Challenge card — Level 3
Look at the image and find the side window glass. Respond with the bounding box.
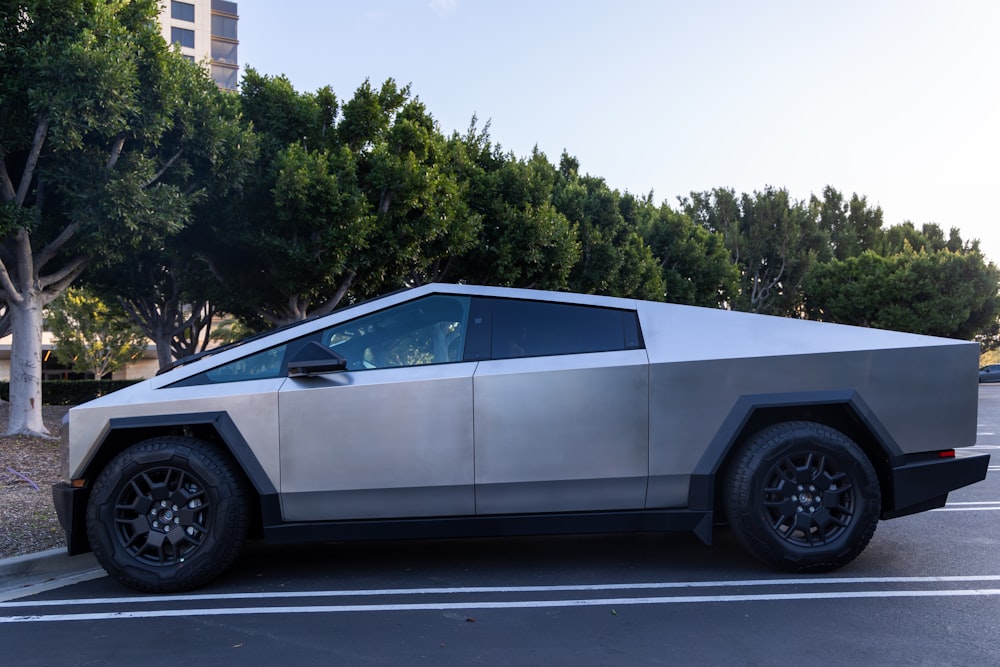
[204,345,287,382]
[491,299,640,359]
[320,295,471,371]
[170,344,288,387]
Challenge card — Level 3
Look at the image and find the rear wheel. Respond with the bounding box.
[724,421,880,572]
[86,436,251,592]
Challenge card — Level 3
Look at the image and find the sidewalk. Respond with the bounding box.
[0,548,105,601]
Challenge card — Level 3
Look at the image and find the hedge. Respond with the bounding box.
[0,380,143,406]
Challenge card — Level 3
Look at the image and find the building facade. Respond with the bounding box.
[158,0,239,91]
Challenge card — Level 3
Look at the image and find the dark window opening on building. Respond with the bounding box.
[212,64,239,91]
[211,14,237,40]
[172,1,195,22]
[171,27,195,49]
[211,39,237,65]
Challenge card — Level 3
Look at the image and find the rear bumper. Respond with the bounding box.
[883,452,990,519]
[52,482,92,556]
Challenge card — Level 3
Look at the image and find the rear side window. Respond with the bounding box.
[488,299,642,360]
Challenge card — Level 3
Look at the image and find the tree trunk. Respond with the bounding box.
[154,329,174,369]
[6,296,48,436]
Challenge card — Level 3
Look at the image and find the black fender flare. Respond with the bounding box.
[89,412,282,526]
[687,389,899,511]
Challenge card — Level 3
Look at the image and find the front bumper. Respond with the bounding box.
[883,451,990,519]
[52,482,92,555]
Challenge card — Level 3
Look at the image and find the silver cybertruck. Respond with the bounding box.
[54,283,989,592]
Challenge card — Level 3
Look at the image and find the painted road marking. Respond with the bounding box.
[5,575,1000,623]
[4,588,1000,623]
[932,503,1000,512]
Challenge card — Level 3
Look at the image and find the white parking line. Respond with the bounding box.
[5,575,1000,623]
[6,574,1000,609]
[941,501,1000,505]
[4,588,1000,623]
[933,504,1000,512]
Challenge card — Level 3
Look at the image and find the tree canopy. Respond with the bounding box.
[0,0,252,433]
[803,235,1000,345]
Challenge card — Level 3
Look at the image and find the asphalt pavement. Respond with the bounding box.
[0,548,104,602]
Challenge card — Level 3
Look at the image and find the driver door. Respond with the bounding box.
[277,295,477,522]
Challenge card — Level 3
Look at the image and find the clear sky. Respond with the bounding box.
[236,1,1000,262]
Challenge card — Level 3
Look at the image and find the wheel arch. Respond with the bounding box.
[79,412,281,529]
[688,390,900,519]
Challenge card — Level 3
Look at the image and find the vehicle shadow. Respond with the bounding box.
[217,527,767,592]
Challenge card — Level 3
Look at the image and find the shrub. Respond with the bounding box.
[0,380,143,406]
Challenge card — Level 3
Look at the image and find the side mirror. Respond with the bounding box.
[287,341,348,377]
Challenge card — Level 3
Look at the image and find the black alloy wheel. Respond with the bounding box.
[761,449,855,547]
[724,421,881,572]
[112,464,211,565]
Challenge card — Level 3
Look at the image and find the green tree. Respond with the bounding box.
[84,86,255,370]
[448,124,580,289]
[555,155,664,300]
[202,70,372,328]
[683,187,829,315]
[0,0,246,433]
[803,247,1000,341]
[48,287,146,378]
[811,186,884,261]
[341,79,479,295]
[637,202,738,308]
[879,221,969,255]
[206,75,477,327]
[87,237,221,370]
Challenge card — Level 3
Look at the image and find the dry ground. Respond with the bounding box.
[0,404,70,559]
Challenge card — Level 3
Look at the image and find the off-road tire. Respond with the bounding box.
[724,421,881,572]
[86,436,251,593]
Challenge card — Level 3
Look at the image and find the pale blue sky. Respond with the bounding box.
[237,1,1000,262]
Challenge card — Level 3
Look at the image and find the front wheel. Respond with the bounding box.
[86,436,251,593]
[724,421,881,572]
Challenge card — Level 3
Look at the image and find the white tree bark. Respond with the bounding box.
[0,227,87,435]
[6,296,47,436]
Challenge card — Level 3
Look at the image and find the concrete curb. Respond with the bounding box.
[0,548,103,596]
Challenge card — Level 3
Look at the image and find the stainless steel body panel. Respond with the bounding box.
[278,362,477,520]
[645,346,979,506]
[636,300,968,363]
[66,378,285,483]
[473,349,649,514]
